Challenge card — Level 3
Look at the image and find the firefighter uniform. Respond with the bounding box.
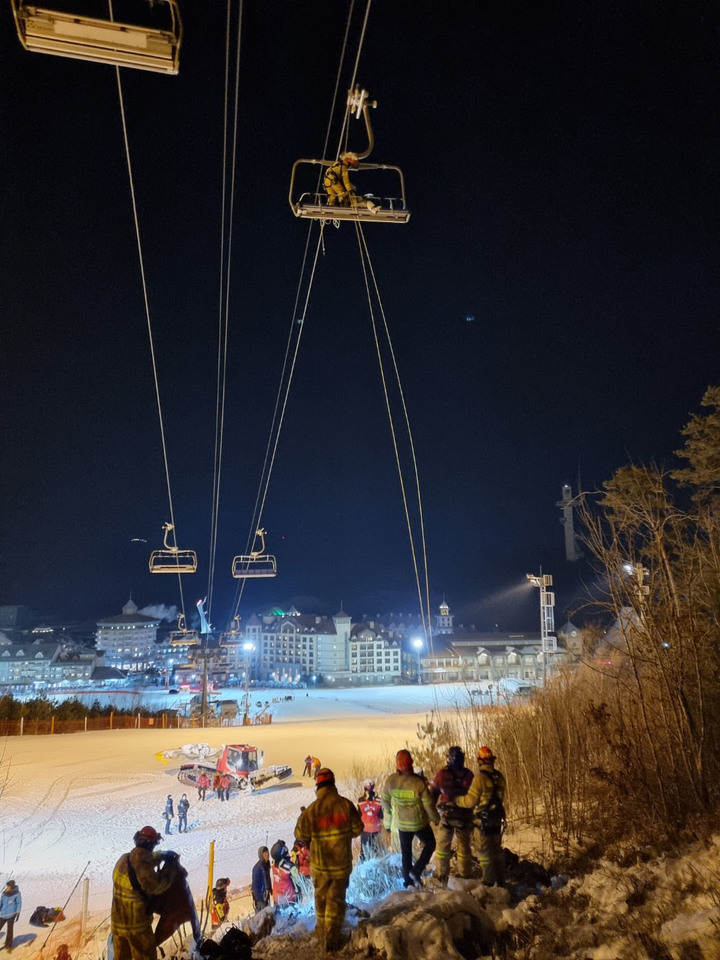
[382,754,440,887]
[323,157,355,206]
[431,754,475,879]
[456,759,507,886]
[111,837,178,960]
[295,771,363,952]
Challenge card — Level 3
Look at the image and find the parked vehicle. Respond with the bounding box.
[177,744,292,791]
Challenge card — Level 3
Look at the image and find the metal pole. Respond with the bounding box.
[80,876,89,941]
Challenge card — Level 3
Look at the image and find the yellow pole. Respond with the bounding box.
[207,840,215,911]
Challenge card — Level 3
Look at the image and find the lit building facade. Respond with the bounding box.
[95,598,160,672]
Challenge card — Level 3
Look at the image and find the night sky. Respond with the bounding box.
[1,1,718,632]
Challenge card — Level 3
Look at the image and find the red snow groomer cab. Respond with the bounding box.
[178,744,292,791]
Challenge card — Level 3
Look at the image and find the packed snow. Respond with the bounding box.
[1,683,718,959]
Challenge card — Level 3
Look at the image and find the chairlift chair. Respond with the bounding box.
[169,613,199,645]
[289,87,411,224]
[289,160,411,224]
[10,0,182,74]
[231,528,277,580]
[149,522,197,574]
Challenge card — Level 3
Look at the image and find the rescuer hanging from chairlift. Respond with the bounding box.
[323,151,381,214]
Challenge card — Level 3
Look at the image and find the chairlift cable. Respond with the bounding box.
[229,0,367,619]
[354,223,435,659]
[230,230,325,621]
[338,0,372,155]
[207,0,244,624]
[113,61,189,625]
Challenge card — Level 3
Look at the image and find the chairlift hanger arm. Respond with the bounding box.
[346,87,377,161]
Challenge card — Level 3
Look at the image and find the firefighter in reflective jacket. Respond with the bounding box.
[323,153,380,213]
[430,746,474,880]
[357,779,383,860]
[382,749,439,888]
[456,746,507,886]
[111,826,179,960]
[295,768,363,953]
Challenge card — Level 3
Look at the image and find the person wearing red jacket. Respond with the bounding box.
[357,779,384,860]
[196,772,210,802]
[270,841,299,905]
[430,746,474,880]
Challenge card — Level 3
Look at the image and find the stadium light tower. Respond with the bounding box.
[526,572,557,686]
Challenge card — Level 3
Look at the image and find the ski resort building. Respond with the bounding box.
[95,598,160,673]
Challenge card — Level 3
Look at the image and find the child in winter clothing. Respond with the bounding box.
[210,878,230,927]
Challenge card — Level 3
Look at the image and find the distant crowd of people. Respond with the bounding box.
[107,744,506,957]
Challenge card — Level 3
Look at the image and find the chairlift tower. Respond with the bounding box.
[557,484,582,563]
[526,572,557,686]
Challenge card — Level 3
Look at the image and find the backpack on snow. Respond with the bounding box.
[476,769,506,836]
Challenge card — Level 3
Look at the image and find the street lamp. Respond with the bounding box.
[526,572,556,686]
[412,637,423,684]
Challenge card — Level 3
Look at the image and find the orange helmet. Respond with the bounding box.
[477,746,495,763]
[315,767,335,787]
[396,749,413,772]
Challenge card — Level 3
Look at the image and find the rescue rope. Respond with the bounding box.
[207,0,245,624]
[354,223,435,659]
[230,0,371,620]
[113,61,188,627]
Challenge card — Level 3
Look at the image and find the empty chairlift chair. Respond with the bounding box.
[10,0,183,74]
[231,528,277,579]
[149,522,197,574]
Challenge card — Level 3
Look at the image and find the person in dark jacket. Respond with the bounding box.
[163,795,174,834]
[430,746,474,880]
[382,749,439,888]
[111,826,179,960]
[0,881,21,950]
[177,794,190,833]
[251,847,272,913]
[295,768,363,952]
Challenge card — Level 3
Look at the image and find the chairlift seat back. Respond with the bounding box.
[149,549,197,574]
[11,2,182,74]
[231,554,277,579]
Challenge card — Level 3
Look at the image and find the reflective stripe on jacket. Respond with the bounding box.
[111,847,176,937]
[295,785,364,879]
[358,798,383,833]
[382,771,439,832]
